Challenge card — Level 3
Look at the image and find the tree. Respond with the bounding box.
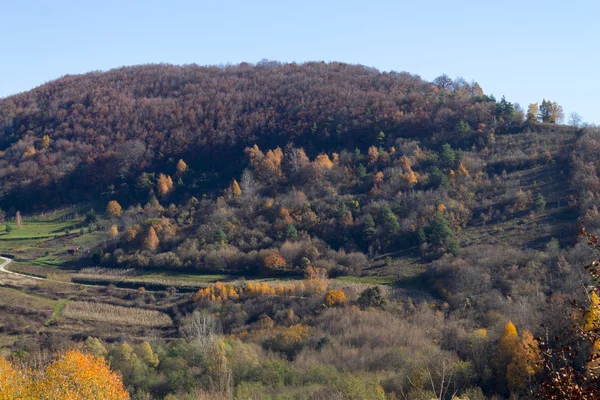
[208,339,231,394]
[527,103,539,123]
[324,289,346,307]
[136,342,159,368]
[262,252,286,274]
[534,193,547,213]
[1,350,129,399]
[496,321,519,392]
[106,201,122,218]
[314,154,333,169]
[231,180,242,197]
[39,350,129,399]
[367,146,379,165]
[584,291,600,331]
[107,224,118,240]
[433,74,453,90]
[357,286,386,309]
[143,227,159,251]
[506,330,541,396]
[176,159,187,176]
[379,206,400,249]
[441,144,455,168]
[569,112,583,128]
[157,173,174,197]
[539,99,564,124]
[0,357,29,399]
[125,225,141,242]
[428,212,459,255]
[455,120,472,139]
[496,96,516,123]
[15,211,22,228]
[41,135,51,150]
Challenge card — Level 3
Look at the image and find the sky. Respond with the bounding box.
[2,0,598,123]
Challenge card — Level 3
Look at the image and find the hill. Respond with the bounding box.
[0,61,498,209]
[0,61,598,398]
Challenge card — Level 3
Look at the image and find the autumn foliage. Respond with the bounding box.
[324,289,346,307]
[106,201,122,217]
[142,226,159,251]
[0,350,129,400]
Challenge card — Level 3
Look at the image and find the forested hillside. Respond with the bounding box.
[0,61,500,209]
[1,62,599,399]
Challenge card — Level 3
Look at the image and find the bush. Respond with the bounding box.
[357,287,386,309]
[324,289,346,307]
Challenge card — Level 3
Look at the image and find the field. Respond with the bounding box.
[62,301,173,327]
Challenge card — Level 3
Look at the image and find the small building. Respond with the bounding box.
[66,246,81,255]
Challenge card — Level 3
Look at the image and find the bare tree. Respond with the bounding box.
[569,112,583,128]
[179,309,220,348]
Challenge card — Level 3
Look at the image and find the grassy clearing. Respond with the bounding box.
[136,271,231,282]
[0,220,80,240]
[334,275,396,286]
[62,301,173,327]
[0,287,56,310]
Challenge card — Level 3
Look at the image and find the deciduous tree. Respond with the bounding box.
[231,180,242,197]
[143,227,159,251]
[324,289,346,307]
[157,173,174,197]
[106,201,122,217]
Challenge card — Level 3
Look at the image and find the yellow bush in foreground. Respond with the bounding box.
[0,350,129,400]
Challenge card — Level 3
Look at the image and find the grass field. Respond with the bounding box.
[333,275,396,285]
[0,287,56,311]
[0,220,81,240]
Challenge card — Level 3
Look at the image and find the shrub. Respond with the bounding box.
[324,289,346,307]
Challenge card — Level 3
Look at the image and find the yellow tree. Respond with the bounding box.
[324,289,346,307]
[457,163,469,177]
[584,291,600,331]
[587,339,600,378]
[208,339,231,394]
[261,147,284,180]
[136,342,159,368]
[367,146,379,165]
[37,350,129,400]
[401,170,418,186]
[314,154,333,169]
[143,227,159,251]
[506,330,542,395]
[176,159,187,176]
[125,225,141,242]
[107,225,118,240]
[106,201,122,218]
[527,103,539,123]
[41,135,51,150]
[231,180,242,197]
[0,358,30,399]
[497,321,519,376]
[157,173,174,197]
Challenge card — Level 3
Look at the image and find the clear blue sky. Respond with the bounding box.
[2,0,598,123]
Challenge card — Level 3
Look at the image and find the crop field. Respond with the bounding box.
[62,301,173,327]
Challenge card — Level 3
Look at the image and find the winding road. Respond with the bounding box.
[0,256,44,281]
